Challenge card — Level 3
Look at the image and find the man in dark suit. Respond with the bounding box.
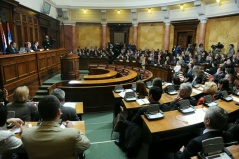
[42,35,50,50]
[175,106,234,159]
[6,42,19,54]
[31,41,39,52]
[51,88,79,121]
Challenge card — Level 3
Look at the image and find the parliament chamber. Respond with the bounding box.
[1,0,239,159]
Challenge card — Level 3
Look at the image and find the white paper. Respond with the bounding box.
[193,89,202,94]
[10,127,21,134]
[165,83,173,86]
[136,98,150,105]
[118,92,125,98]
[63,102,76,109]
[68,80,80,84]
[198,87,204,91]
[124,89,133,92]
[232,96,239,103]
[60,124,66,129]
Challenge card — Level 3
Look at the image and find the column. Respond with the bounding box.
[164,21,170,52]
[64,23,76,53]
[133,23,138,48]
[198,18,207,45]
[101,23,107,49]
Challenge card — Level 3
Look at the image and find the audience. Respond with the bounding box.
[51,88,80,121]
[6,86,38,121]
[135,81,148,99]
[21,95,90,159]
[214,78,231,100]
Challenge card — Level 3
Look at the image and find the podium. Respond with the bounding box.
[61,54,80,80]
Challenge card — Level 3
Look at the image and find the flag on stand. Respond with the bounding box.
[0,22,7,54]
[7,23,12,45]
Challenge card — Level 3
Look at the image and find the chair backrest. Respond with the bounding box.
[178,99,191,109]
[202,137,224,156]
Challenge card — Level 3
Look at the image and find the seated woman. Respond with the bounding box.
[173,61,181,75]
[135,80,148,99]
[0,104,27,159]
[6,86,38,121]
[197,82,218,105]
[24,42,33,53]
[214,78,231,100]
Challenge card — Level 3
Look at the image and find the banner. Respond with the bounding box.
[0,22,7,54]
[7,22,12,45]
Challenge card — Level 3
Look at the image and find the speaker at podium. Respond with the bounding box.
[61,54,80,80]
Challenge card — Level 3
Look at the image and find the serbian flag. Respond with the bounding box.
[7,23,12,45]
[0,22,7,54]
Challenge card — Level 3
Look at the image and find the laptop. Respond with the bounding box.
[178,99,195,114]
[165,85,177,95]
[114,85,124,93]
[146,81,153,89]
[19,47,26,54]
[131,83,136,91]
[204,95,218,107]
[221,91,233,102]
[124,92,137,102]
[200,137,231,159]
[144,104,164,120]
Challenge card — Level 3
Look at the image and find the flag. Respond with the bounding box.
[0,22,7,54]
[7,23,12,45]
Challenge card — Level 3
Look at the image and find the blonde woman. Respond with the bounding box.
[6,86,38,121]
[197,82,217,105]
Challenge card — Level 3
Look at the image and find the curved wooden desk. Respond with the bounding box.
[48,67,153,112]
[69,69,138,86]
[84,68,118,80]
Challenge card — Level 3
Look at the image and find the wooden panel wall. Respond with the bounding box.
[0,49,66,100]
[0,0,64,53]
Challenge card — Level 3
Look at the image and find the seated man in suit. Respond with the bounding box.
[51,88,80,121]
[31,41,39,52]
[21,95,90,159]
[6,42,19,54]
[131,86,163,125]
[168,83,197,111]
[175,106,234,159]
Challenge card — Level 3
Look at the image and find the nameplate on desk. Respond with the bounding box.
[63,102,77,109]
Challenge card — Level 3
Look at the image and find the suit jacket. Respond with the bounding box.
[6,102,38,121]
[6,47,19,54]
[21,121,90,159]
[60,105,80,121]
[31,45,38,52]
[175,130,234,159]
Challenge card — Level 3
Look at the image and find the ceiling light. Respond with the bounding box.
[216,0,220,3]
[148,8,151,13]
[83,9,86,14]
[180,4,184,10]
[117,10,120,14]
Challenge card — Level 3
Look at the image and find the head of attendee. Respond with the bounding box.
[0,88,8,106]
[21,95,90,159]
[172,76,181,90]
[51,88,65,103]
[24,42,33,52]
[169,83,196,110]
[217,78,229,91]
[152,78,163,90]
[184,73,193,83]
[135,81,148,99]
[6,86,38,121]
[148,86,162,103]
[197,82,217,105]
[51,88,79,121]
[177,106,232,159]
[224,74,235,89]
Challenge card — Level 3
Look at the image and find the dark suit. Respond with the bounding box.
[175,131,234,159]
[6,47,19,54]
[31,45,38,52]
[60,105,79,121]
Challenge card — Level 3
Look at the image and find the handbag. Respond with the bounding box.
[113,113,125,132]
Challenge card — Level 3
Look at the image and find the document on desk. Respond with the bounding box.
[136,98,150,106]
[119,89,134,98]
[198,87,204,91]
[192,89,202,94]
[63,102,77,109]
[10,124,32,134]
[232,96,239,103]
